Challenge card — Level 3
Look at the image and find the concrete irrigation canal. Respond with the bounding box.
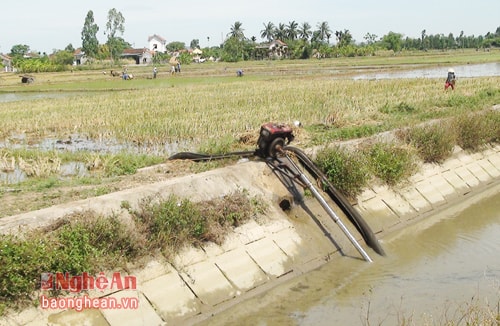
[1,135,500,325]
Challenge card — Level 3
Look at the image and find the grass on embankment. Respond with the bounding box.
[0,190,267,315]
[315,109,500,198]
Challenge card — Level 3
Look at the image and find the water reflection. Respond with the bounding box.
[0,133,189,156]
[353,62,500,80]
[0,92,81,103]
[202,190,500,325]
[0,133,190,184]
[1,63,499,103]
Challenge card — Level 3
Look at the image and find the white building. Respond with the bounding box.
[148,34,167,53]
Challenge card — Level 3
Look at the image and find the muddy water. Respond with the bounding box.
[202,189,500,325]
[0,92,82,103]
[353,62,500,80]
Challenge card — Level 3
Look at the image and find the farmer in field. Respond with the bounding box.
[445,68,456,90]
[153,66,157,79]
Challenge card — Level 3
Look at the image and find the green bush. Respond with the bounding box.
[0,211,143,310]
[1,191,261,313]
[453,112,492,151]
[485,109,500,142]
[52,222,97,274]
[131,191,258,252]
[398,121,456,163]
[315,146,370,198]
[365,142,418,185]
[133,195,207,252]
[0,235,53,304]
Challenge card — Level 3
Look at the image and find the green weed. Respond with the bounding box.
[1,190,261,312]
[398,121,457,163]
[315,146,370,198]
[365,142,418,185]
[454,113,490,151]
[130,190,258,255]
[454,109,500,150]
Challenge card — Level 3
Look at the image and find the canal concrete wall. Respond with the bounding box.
[1,144,500,326]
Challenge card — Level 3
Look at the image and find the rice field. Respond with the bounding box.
[1,51,499,155]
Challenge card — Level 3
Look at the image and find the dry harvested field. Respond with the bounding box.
[1,50,499,217]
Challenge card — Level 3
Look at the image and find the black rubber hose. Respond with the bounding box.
[168,150,256,161]
[168,146,385,256]
[283,146,386,256]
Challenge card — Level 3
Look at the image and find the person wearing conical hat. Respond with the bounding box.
[445,68,456,90]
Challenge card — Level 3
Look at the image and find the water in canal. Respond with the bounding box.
[203,188,500,325]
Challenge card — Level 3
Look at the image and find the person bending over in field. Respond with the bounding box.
[445,68,456,90]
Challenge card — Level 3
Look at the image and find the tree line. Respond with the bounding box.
[218,21,500,61]
[4,9,500,72]
[6,8,128,73]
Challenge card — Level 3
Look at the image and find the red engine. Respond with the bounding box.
[256,122,295,158]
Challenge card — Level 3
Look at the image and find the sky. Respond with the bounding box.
[1,0,499,54]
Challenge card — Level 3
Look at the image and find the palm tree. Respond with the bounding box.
[298,22,312,41]
[261,22,275,42]
[421,29,426,50]
[275,23,287,41]
[228,21,245,40]
[286,21,298,40]
[335,29,353,47]
[316,21,332,43]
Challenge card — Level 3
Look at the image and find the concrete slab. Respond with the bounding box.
[245,238,293,277]
[281,203,340,264]
[271,227,302,258]
[466,162,492,184]
[408,171,426,183]
[415,180,446,208]
[357,188,377,202]
[1,307,45,326]
[46,308,108,326]
[454,166,480,188]
[440,157,464,171]
[201,242,225,258]
[100,291,163,326]
[220,232,244,252]
[357,196,400,231]
[480,146,497,157]
[399,187,432,214]
[179,260,237,306]
[477,159,500,178]
[214,248,268,291]
[133,259,172,284]
[469,151,485,161]
[141,272,200,322]
[379,190,417,218]
[420,163,442,178]
[455,151,475,164]
[428,174,457,200]
[173,245,207,268]
[233,219,266,244]
[441,170,470,195]
[487,153,500,170]
[261,215,294,234]
[370,183,390,195]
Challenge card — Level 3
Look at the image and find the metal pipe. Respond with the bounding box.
[283,151,373,263]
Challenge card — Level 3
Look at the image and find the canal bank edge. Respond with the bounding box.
[1,143,499,326]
